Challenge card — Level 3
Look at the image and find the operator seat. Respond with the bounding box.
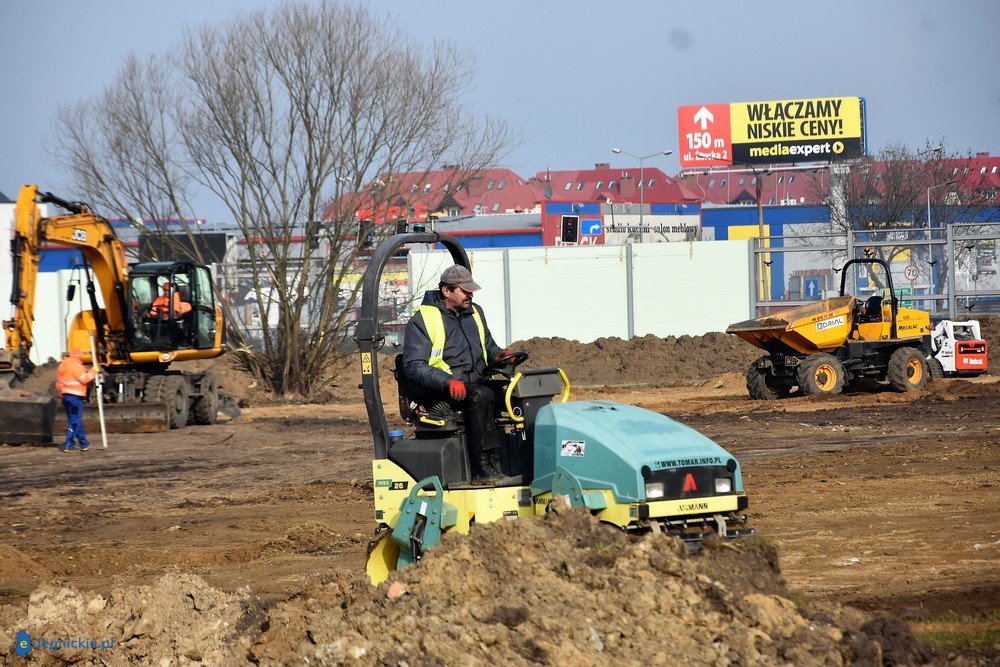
[390,354,472,486]
[865,295,884,321]
[176,283,193,342]
[392,354,464,431]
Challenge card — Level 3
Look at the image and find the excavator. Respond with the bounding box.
[1,184,229,444]
[357,231,753,585]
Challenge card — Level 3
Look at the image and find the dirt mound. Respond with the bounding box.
[0,573,254,665]
[2,507,964,666]
[516,314,1000,388]
[0,545,51,580]
[976,314,1000,371]
[17,315,997,405]
[513,332,762,387]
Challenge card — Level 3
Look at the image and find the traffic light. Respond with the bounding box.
[561,215,580,243]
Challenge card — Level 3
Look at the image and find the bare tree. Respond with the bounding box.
[49,0,516,397]
[800,141,999,293]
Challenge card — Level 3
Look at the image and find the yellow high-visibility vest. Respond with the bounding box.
[416,305,487,373]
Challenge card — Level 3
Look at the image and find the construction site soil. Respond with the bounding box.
[2,317,999,665]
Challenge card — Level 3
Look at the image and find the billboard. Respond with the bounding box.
[678,97,867,167]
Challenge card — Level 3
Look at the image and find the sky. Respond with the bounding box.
[1,0,998,223]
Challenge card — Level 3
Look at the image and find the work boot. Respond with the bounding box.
[475,451,503,483]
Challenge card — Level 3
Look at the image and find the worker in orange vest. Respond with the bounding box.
[149,282,192,319]
[56,348,100,452]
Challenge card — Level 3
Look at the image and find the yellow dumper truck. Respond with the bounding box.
[727,258,968,399]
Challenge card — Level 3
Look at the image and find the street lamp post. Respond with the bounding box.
[926,180,957,228]
[611,147,673,228]
[925,179,957,315]
[696,152,766,237]
[697,153,771,300]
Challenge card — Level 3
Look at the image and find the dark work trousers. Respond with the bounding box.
[62,394,89,449]
[417,381,501,469]
[455,382,501,466]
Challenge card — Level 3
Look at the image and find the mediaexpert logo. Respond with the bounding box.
[13,630,116,656]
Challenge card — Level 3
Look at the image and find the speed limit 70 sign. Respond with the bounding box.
[903,264,920,282]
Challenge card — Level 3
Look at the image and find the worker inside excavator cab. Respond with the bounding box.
[142,279,193,346]
[149,281,193,320]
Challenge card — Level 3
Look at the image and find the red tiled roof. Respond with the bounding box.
[329,153,999,221]
[676,167,826,206]
[324,167,543,222]
[529,166,687,204]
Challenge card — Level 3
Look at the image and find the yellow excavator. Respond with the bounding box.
[1,184,230,444]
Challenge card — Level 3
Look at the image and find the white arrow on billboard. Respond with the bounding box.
[694,106,714,130]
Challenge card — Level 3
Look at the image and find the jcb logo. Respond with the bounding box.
[71,228,87,242]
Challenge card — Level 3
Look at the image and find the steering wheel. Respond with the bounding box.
[485,350,529,376]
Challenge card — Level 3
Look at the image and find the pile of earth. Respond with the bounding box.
[511,331,761,388]
[513,314,999,389]
[0,507,978,666]
[21,316,995,406]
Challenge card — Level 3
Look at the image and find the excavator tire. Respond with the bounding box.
[192,372,219,425]
[147,374,190,429]
[745,359,792,400]
[796,353,845,396]
[887,347,929,392]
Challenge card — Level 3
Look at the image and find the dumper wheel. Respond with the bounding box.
[148,375,189,429]
[887,347,928,391]
[746,361,792,400]
[192,373,219,425]
[796,353,845,396]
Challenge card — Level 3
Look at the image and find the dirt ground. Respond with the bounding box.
[1,318,998,664]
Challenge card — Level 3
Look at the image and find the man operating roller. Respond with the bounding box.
[402,264,513,482]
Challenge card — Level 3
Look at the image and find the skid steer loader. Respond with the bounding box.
[927,319,989,378]
[356,232,753,585]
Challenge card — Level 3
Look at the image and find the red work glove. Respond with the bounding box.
[493,349,512,363]
[447,378,466,400]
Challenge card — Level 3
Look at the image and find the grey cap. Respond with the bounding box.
[440,264,481,291]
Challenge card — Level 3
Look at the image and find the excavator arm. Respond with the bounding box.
[3,184,131,379]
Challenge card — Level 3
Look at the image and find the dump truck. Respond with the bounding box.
[356,232,753,585]
[727,258,987,399]
[1,184,230,443]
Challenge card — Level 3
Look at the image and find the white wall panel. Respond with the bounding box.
[632,241,749,337]
[408,242,751,346]
[505,246,629,344]
[0,270,85,365]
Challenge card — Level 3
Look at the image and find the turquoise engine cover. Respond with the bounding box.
[531,401,744,502]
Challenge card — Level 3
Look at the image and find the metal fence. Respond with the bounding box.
[751,222,1000,319]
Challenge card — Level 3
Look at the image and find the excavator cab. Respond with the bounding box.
[127,262,221,353]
